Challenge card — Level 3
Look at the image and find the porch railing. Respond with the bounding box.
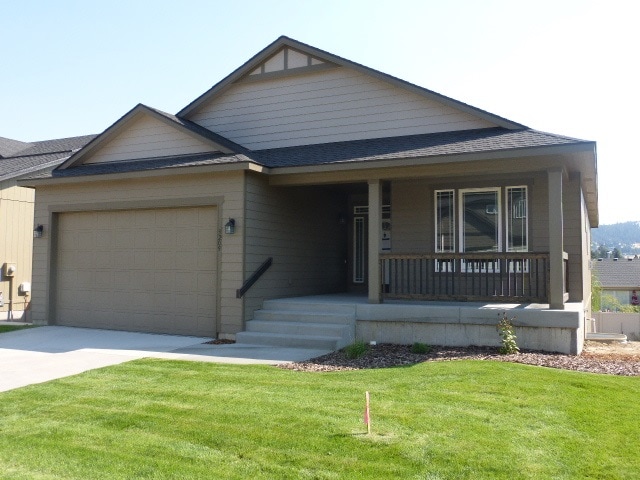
[380,252,551,303]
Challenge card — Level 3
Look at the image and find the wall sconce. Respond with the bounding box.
[224,218,236,235]
[33,224,44,238]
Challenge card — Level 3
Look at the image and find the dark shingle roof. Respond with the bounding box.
[28,126,591,180]
[49,152,252,178]
[251,127,591,168]
[11,135,97,157]
[0,137,31,157]
[0,134,97,181]
[592,258,640,288]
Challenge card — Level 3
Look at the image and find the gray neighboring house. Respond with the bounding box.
[0,135,95,318]
[592,258,640,308]
[21,36,598,354]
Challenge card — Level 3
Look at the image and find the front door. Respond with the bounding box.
[348,205,390,293]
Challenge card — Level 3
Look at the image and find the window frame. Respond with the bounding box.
[433,185,529,254]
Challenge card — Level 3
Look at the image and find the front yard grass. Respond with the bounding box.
[0,325,35,334]
[0,359,638,479]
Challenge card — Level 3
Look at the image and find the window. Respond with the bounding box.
[434,186,528,254]
[460,188,501,253]
[435,190,455,252]
[506,186,528,252]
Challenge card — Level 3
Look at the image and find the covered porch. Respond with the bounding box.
[240,293,584,355]
[363,169,570,310]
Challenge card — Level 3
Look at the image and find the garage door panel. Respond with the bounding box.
[56,206,217,336]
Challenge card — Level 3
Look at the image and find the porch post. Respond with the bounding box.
[368,179,382,303]
[548,168,565,310]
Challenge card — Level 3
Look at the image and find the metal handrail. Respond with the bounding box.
[236,257,273,298]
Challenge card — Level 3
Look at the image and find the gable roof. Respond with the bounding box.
[57,104,247,170]
[593,258,640,289]
[177,36,526,131]
[0,134,96,182]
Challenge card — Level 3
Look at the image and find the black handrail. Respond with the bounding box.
[236,257,273,298]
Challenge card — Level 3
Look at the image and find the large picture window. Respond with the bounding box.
[434,186,528,254]
[460,188,501,253]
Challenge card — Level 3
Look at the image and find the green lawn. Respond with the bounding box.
[0,359,638,479]
[0,325,34,334]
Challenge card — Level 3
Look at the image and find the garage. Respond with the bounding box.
[54,206,218,336]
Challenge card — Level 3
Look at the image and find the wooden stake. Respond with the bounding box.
[364,391,371,434]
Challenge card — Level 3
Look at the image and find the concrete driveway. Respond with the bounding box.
[0,326,330,393]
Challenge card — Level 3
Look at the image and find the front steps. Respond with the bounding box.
[236,298,356,350]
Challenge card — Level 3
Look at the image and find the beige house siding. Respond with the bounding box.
[188,67,496,150]
[30,171,245,337]
[242,172,347,322]
[391,179,430,253]
[84,115,215,165]
[0,180,35,314]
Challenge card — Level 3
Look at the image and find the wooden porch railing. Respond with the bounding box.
[379,252,551,303]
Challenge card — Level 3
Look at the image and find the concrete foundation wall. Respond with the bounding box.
[355,302,584,354]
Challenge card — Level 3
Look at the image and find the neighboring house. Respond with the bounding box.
[0,134,95,319]
[21,36,598,354]
[592,258,640,308]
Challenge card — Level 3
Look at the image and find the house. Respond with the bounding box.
[592,257,640,309]
[20,36,598,354]
[1,134,95,319]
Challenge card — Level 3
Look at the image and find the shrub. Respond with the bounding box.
[344,341,368,359]
[411,342,432,354]
[497,312,519,355]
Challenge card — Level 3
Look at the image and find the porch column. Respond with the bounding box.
[368,179,382,303]
[548,168,565,310]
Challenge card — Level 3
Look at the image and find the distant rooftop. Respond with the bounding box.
[592,257,640,288]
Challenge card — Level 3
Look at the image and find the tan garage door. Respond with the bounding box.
[55,207,217,336]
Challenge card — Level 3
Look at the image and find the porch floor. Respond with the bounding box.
[273,293,563,311]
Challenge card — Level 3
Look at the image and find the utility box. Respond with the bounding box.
[19,282,31,295]
[3,263,16,277]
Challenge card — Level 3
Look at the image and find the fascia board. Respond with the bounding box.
[19,161,268,187]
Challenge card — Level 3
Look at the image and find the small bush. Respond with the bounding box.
[411,342,432,354]
[344,341,368,359]
[497,312,519,355]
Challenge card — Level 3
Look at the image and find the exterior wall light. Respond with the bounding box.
[224,218,236,235]
[33,224,44,238]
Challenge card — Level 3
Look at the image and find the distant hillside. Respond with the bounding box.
[591,221,640,254]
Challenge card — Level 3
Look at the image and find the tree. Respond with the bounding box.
[592,244,610,259]
[591,271,602,312]
[612,247,623,259]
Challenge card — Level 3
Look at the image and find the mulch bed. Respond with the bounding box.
[279,343,640,376]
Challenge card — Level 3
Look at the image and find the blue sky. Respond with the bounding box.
[1,0,636,224]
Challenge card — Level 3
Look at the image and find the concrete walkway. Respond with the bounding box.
[0,326,331,393]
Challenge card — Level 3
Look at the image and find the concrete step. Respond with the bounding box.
[263,299,356,315]
[252,309,354,325]
[245,320,351,338]
[235,331,341,350]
